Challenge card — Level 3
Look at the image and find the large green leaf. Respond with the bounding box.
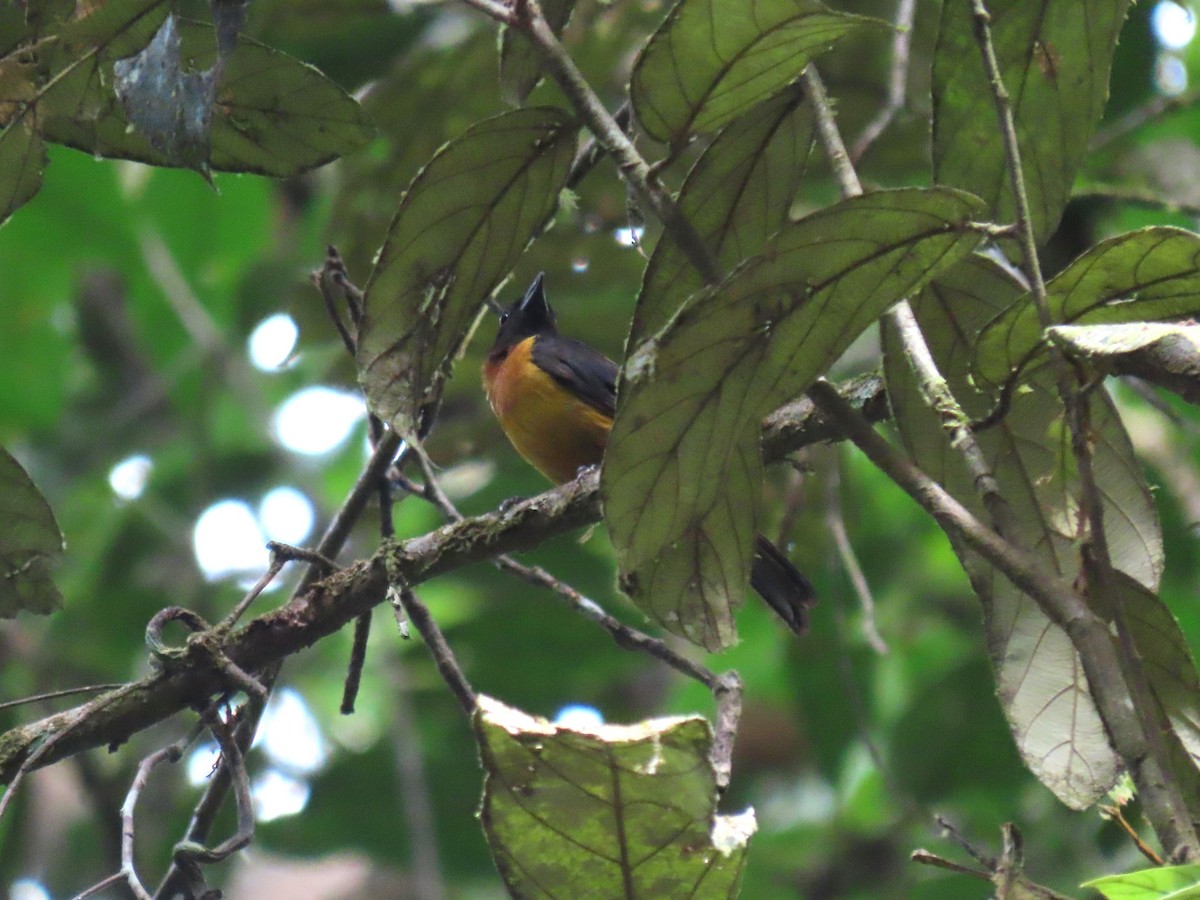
[976,228,1200,384]
[604,188,985,650]
[357,107,576,437]
[932,0,1130,240]
[476,696,751,898]
[629,0,871,147]
[882,253,1163,808]
[0,447,64,617]
[631,83,815,346]
[0,0,374,224]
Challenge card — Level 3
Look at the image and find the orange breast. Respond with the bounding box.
[483,337,613,484]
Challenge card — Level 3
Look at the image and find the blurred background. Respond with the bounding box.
[3,0,1200,896]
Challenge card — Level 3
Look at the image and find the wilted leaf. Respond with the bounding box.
[604,188,985,650]
[977,228,1200,384]
[499,0,574,106]
[630,0,872,147]
[357,107,576,437]
[883,253,1163,807]
[42,15,375,177]
[0,447,64,617]
[476,695,752,898]
[1083,863,1200,899]
[932,0,1130,240]
[632,83,815,344]
[1049,322,1200,405]
[113,14,218,174]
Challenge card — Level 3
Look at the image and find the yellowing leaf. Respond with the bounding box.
[476,695,751,898]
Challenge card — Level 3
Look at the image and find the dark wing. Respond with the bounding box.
[532,335,618,419]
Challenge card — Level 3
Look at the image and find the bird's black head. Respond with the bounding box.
[490,272,557,358]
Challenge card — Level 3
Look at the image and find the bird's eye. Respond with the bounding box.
[499,313,509,324]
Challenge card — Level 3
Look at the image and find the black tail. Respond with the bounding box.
[750,534,815,635]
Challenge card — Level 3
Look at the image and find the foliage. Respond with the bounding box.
[3,0,1200,897]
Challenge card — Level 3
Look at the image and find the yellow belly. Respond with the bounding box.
[485,339,612,484]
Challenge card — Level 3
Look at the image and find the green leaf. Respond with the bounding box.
[0,447,64,617]
[604,188,985,650]
[932,0,1131,240]
[0,120,46,226]
[499,0,574,106]
[1083,863,1200,899]
[475,695,751,898]
[976,228,1200,384]
[883,253,1162,808]
[1119,572,1200,799]
[631,83,815,345]
[357,107,576,437]
[629,0,872,146]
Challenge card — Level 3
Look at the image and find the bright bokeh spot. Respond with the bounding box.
[614,225,645,247]
[259,486,315,545]
[252,769,311,822]
[1153,0,1197,49]
[553,704,605,729]
[186,742,221,786]
[272,387,365,455]
[1156,53,1189,95]
[193,499,269,580]
[9,879,51,900]
[248,313,300,371]
[108,453,152,500]
[256,688,328,775]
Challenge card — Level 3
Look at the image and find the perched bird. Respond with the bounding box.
[482,273,814,635]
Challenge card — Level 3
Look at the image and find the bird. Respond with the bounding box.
[481,272,814,636]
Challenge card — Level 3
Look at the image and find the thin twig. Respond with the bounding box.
[513,0,721,286]
[850,0,917,163]
[1091,82,1200,149]
[825,455,888,654]
[0,683,123,713]
[393,586,477,716]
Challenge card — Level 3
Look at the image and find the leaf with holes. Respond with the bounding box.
[631,83,815,345]
[976,228,1200,385]
[883,253,1162,807]
[357,107,576,437]
[630,0,874,147]
[0,448,64,617]
[604,188,985,650]
[933,0,1130,240]
[476,695,752,898]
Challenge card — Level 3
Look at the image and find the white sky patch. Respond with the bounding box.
[256,688,328,776]
[252,769,310,822]
[711,807,757,856]
[108,453,152,500]
[1154,0,1197,49]
[9,879,51,900]
[1156,54,1189,95]
[273,387,365,456]
[193,499,269,580]
[553,704,605,730]
[248,313,299,371]
[258,486,315,545]
[186,742,221,786]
